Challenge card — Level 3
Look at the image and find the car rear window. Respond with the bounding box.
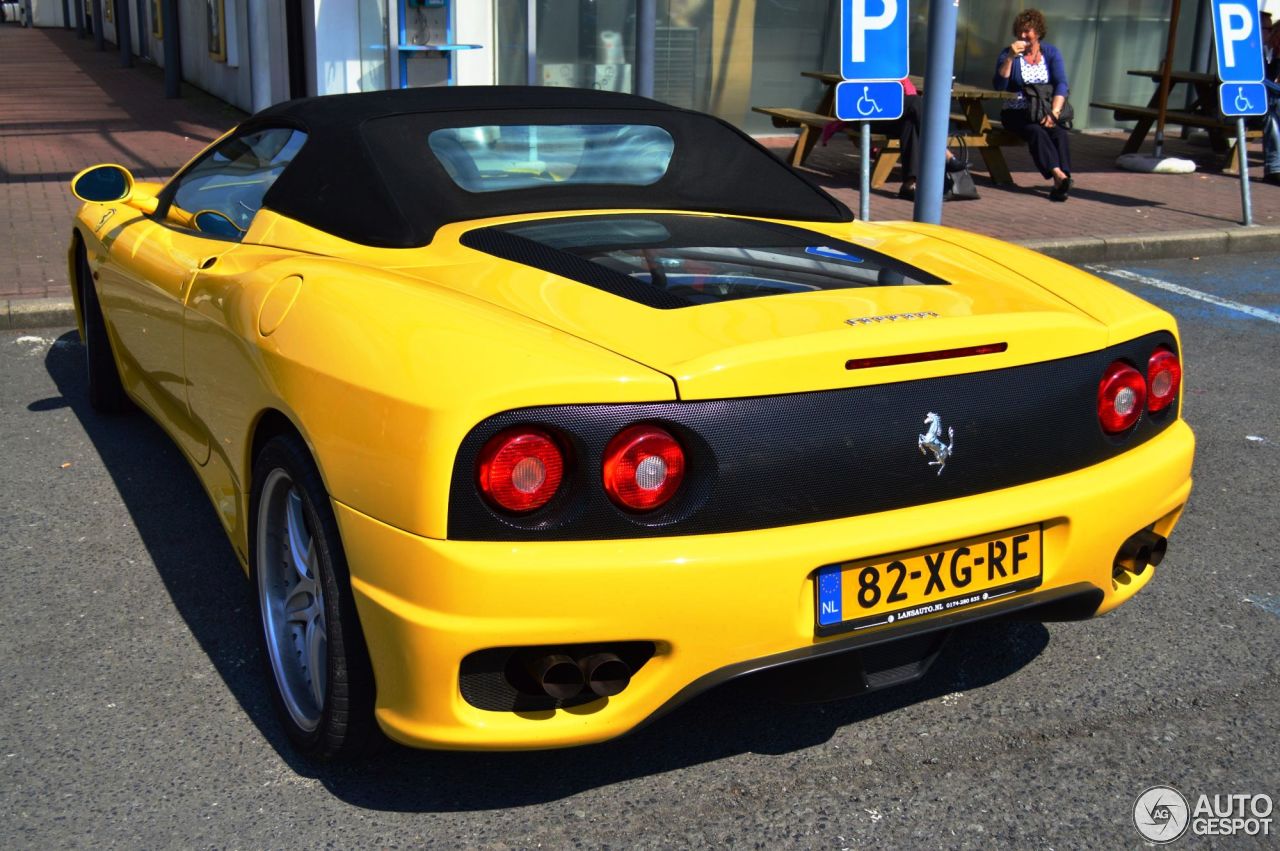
[427,124,675,193]
[461,214,947,309]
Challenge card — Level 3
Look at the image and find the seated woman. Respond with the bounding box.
[993,8,1073,201]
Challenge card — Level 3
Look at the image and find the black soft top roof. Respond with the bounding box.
[246,86,852,248]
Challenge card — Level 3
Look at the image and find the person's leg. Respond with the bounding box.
[900,95,923,182]
[1048,126,1071,176]
[1010,117,1057,179]
[1046,125,1073,200]
[1264,92,1280,179]
[894,95,923,197]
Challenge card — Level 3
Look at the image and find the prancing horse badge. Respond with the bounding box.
[917,412,955,475]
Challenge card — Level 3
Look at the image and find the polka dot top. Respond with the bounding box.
[1008,56,1050,110]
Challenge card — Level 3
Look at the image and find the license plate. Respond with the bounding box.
[815,524,1043,635]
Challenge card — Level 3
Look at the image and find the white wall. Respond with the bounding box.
[308,0,363,96]
[247,1,289,111]
[178,0,253,111]
[31,0,70,27]
[454,0,493,86]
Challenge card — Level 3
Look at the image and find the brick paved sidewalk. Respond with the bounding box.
[1,21,1275,303]
[0,24,243,300]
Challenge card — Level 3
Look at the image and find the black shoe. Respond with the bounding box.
[1264,173,1280,186]
[897,184,916,201]
[1050,176,1072,202]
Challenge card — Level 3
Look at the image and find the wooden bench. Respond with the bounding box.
[1090,101,1263,174]
[753,106,1019,187]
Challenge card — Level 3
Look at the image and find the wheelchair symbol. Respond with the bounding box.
[1235,86,1255,113]
[856,86,884,117]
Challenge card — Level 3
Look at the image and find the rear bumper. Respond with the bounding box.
[338,420,1194,750]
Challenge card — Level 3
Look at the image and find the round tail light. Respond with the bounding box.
[602,424,686,512]
[1097,361,1147,434]
[1146,347,1181,412]
[477,427,565,513]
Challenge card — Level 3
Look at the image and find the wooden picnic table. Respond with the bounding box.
[1090,68,1259,173]
[752,72,1019,188]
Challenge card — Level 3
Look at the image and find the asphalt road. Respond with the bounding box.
[2,253,1278,849]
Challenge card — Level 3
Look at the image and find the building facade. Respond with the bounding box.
[28,0,1213,133]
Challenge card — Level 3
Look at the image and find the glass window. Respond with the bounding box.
[496,0,637,89]
[428,124,675,192]
[496,215,944,306]
[170,127,308,238]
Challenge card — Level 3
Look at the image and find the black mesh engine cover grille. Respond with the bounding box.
[447,332,1179,541]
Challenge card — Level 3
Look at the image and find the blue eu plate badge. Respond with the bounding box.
[817,566,843,626]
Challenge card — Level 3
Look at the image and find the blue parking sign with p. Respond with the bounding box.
[841,0,909,81]
[1211,0,1265,83]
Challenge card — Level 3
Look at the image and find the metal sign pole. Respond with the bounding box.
[860,122,872,220]
[914,0,959,224]
[1237,117,1254,225]
[839,0,909,219]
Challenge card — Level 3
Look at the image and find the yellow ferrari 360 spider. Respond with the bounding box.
[67,87,1194,758]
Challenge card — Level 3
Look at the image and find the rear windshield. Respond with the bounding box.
[427,124,675,193]
[464,214,947,309]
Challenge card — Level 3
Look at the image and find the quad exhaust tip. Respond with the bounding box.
[1114,529,1168,578]
[524,651,633,700]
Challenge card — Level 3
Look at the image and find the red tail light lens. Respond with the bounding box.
[602,424,686,512]
[477,427,565,513]
[1146,347,1181,412]
[1097,361,1147,434]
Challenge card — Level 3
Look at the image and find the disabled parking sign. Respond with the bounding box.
[1219,81,1267,117]
[841,0,909,82]
[835,80,905,121]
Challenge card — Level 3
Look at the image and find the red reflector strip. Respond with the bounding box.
[845,343,1008,370]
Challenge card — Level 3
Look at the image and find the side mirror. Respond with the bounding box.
[193,209,245,239]
[71,164,135,203]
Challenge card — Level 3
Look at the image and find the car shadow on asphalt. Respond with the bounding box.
[43,330,1051,814]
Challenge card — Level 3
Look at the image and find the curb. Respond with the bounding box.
[3,298,76,331]
[1017,224,1280,263]
[4,226,1276,330]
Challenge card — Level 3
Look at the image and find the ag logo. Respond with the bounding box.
[1134,785,1190,843]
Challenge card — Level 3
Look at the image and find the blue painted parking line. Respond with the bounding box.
[1086,265,1280,325]
[1246,594,1280,618]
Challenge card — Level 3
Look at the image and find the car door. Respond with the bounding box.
[98,126,308,464]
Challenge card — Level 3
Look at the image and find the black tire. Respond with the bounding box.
[78,246,132,414]
[250,433,380,760]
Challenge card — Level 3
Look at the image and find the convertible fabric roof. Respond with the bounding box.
[246,86,852,248]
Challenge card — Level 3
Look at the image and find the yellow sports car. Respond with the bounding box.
[68,87,1194,759]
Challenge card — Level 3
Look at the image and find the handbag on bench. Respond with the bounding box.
[943,135,980,201]
[1024,83,1074,128]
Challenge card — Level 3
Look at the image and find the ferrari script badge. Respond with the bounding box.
[917,412,955,475]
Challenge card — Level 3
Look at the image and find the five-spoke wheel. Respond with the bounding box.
[251,433,378,759]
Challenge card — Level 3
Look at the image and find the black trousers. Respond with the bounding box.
[884,95,924,181]
[1001,109,1071,179]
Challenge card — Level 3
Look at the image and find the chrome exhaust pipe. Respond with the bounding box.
[526,654,585,700]
[1135,530,1168,567]
[579,652,631,697]
[1114,529,1169,577]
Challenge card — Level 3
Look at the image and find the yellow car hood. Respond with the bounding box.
[408,217,1111,400]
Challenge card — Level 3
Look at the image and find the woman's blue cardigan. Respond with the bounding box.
[993,43,1070,98]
